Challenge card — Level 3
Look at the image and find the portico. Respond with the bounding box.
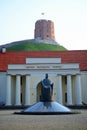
[6,58,82,106]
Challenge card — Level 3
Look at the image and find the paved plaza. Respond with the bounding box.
[0,109,87,130]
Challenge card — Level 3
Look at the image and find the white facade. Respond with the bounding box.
[0,58,87,106]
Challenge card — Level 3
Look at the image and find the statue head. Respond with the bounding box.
[45,74,48,79]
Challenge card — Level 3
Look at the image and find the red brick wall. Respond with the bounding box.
[0,50,87,71]
[34,20,55,40]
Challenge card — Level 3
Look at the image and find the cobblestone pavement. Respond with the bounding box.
[0,109,87,130]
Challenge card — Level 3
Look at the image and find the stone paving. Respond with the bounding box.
[0,109,87,130]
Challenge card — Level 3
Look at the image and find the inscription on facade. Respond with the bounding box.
[8,63,79,71]
[26,65,61,70]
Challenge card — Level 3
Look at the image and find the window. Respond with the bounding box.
[65,92,67,103]
[65,76,67,84]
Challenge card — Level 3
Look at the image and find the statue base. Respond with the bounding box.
[14,101,78,115]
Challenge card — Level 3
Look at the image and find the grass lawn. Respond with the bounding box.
[6,42,67,51]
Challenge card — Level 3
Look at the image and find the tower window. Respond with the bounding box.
[46,24,49,33]
[39,30,42,37]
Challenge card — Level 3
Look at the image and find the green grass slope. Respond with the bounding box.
[6,42,67,51]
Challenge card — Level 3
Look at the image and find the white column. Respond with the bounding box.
[67,75,72,105]
[15,75,21,105]
[57,75,63,104]
[75,74,82,104]
[6,75,11,105]
[25,75,30,105]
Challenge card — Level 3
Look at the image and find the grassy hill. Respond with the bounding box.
[6,42,67,51]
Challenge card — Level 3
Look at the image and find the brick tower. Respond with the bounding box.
[34,19,55,41]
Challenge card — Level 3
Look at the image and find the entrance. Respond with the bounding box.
[37,82,42,102]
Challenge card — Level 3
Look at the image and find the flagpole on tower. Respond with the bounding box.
[41,12,45,19]
[41,12,45,15]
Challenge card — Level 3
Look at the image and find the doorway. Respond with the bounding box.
[37,82,42,102]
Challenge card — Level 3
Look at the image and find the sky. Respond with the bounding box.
[0,0,87,50]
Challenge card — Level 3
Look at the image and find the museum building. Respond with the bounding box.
[0,50,87,106]
[0,19,87,106]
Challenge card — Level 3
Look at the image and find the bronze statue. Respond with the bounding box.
[41,74,53,101]
[15,73,72,114]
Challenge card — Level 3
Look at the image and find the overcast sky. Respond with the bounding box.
[0,0,87,50]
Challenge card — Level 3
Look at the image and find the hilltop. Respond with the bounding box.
[0,40,67,51]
